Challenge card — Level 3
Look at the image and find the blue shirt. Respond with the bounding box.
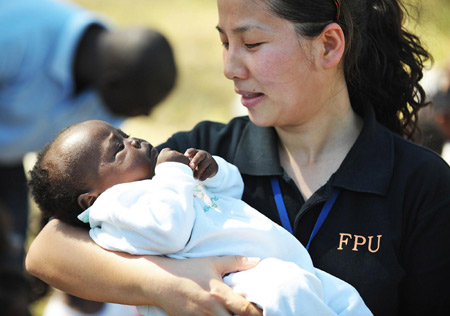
[0,0,123,164]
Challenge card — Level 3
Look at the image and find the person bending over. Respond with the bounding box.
[0,0,177,274]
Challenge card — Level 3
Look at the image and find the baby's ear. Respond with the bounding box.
[77,192,98,210]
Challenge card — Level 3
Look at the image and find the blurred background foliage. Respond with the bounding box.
[73,0,450,144]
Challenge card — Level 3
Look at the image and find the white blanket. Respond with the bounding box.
[79,157,372,316]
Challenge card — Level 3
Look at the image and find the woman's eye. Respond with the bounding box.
[221,41,229,49]
[245,43,261,49]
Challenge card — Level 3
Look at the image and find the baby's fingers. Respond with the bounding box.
[184,149,218,180]
[184,148,198,159]
[188,150,208,170]
[195,159,217,181]
[184,148,205,173]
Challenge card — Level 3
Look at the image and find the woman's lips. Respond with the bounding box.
[239,92,264,108]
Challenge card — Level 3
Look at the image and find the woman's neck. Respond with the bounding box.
[276,101,363,199]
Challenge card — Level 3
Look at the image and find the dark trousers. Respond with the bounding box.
[0,163,29,267]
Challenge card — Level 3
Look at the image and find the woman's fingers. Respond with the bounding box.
[159,277,234,316]
[212,280,263,316]
[213,256,263,316]
[155,255,262,316]
[215,255,261,277]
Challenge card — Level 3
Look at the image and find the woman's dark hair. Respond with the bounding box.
[28,127,89,228]
[262,0,432,139]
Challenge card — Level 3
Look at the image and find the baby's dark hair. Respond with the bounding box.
[28,126,89,228]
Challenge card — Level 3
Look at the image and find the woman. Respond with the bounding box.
[26,0,450,315]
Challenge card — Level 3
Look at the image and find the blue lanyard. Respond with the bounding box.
[270,177,293,234]
[270,177,341,251]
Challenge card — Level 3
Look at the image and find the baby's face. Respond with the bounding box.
[62,120,158,194]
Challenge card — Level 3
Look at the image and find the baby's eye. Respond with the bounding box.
[115,143,125,155]
[118,129,129,138]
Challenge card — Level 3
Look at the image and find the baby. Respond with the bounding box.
[29,120,372,316]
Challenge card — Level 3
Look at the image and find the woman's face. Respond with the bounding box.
[217,0,325,127]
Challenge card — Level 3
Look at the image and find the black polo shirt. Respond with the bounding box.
[158,106,450,316]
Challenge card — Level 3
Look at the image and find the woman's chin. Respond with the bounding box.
[247,112,276,127]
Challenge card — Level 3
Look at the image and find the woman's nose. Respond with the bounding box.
[223,47,248,80]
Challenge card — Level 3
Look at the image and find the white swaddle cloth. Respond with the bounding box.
[78,157,372,316]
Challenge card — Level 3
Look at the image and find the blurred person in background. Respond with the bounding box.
[0,0,176,266]
[0,0,176,314]
[0,204,32,316]
[419,63,450,163]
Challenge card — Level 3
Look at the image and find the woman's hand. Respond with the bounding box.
[152,255,263,316]
[26,220,262,316]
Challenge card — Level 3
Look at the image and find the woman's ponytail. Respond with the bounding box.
[344,0,432,139]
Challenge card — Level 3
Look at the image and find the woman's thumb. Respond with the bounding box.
[217,255,260,277]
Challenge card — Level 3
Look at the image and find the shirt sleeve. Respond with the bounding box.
[0,34,29,84]
[399,160,450,314]
[201,156,244,199]
[83,163,197,255]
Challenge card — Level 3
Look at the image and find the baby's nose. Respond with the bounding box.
[130,138,141,148]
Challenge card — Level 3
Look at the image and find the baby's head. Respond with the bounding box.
[29,120,158,226]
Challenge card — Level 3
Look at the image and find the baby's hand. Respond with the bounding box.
[184,148,218,181]
[157,148,190,166]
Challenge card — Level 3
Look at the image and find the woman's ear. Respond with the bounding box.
[77,192,98,210]
[317,23,345,69]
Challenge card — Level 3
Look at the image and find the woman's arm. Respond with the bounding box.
[26,219,263,316]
